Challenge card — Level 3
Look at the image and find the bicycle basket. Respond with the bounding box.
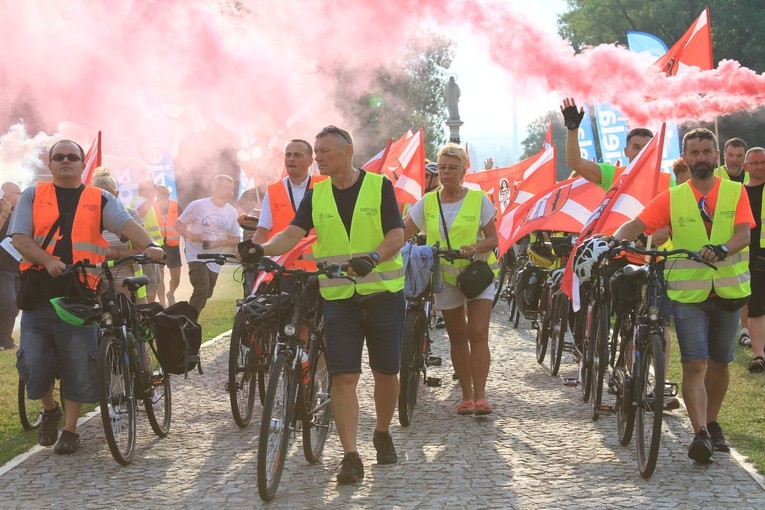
[50,297,102,327]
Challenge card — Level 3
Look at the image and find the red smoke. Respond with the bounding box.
[1,0,764,187]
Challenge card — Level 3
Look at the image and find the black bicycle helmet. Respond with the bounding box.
[50,297,102,327]
[242,292,293,325]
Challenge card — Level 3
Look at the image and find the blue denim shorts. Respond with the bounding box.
[671,298,739,363]
[16,302,99,403]
[322,290,405,376]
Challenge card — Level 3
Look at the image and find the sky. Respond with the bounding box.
[449,0,568,167]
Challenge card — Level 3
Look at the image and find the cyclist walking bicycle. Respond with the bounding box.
[611,128,754,464]
[244,125,405,485]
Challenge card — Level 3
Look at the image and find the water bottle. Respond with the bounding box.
[528,270,538,287]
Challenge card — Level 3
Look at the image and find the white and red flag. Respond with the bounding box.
[464,145,556,215]
[543,121,553,149]
[561,123,667,310]
[496,177,605,257]
[654,7,713,76]
[383,129,426,205]
[81,131,102,185]
[362,138,393,175]
[252,234,316,294]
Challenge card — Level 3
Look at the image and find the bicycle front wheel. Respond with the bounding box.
[590,303,610,421]
[98,333,137,466]
[18,379,43,430]
[614,311,636,446]
[398,310,422,427]
[548,293,568,376]
[143,333,172,437]
[535,285,551,364]
[258,352,296,502]
[229,310,257,428]
[303,332,332,463]
[636,332,665,479]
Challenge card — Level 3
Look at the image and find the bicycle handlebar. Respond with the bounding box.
[430,241,475,262]
[71,254,166,271]
[197,253,238,266]
[609,242,717,270]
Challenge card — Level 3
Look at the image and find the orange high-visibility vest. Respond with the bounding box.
[154,200,180,247]
[20,182,107,290]
[267,175,327,271]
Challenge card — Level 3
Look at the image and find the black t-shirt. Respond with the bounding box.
[746,182,763,258]
[730,171,746,184]
[291,170,404,235]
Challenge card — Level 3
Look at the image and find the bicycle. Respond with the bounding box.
[63,255,171,465]
[398,242,472,427]
[18,377,63,430]
[608,243,714,478]
[257,257,347,502]
[198,253,277,428]
[534,235,574,368]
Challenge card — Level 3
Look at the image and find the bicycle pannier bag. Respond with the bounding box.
[153,301,203,377]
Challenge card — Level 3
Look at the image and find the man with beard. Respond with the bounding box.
[611,128,754,465]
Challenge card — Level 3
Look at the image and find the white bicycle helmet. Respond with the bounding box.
[574,237,611,282]
[547,268,565,289]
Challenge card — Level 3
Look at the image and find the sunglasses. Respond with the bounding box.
[698,196,713,223]
[51,153,82,162]
[319,125,352,145]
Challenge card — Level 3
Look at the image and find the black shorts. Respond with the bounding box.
[162,244,182,269]
[748,267,765,318]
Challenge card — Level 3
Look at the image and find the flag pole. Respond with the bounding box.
[714,116,721,168]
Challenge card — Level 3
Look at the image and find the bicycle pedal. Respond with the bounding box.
[426,377,442,387]
[427,356,442,366]
[664,382,678,397]
[562,378,579,387]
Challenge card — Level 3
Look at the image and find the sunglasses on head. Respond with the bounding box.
[51,153,82,162]
[698,196,714,223]
[319,125,352,145]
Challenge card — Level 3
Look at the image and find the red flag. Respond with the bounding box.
[252,234,316,294]
[464,145,556,215]
[654,8,713,76]
[496,177,605,257]
[383,129,426,205]
[81,131,102,185]
[362,138,393,174]
[561,124,667,310]
[543,121,553,150]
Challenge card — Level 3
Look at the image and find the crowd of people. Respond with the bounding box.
[3,109,762,483]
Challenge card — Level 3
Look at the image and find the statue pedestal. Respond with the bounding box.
[445,119,464,144]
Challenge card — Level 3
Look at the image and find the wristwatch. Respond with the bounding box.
[368,252,380,266]
[720,244,729,259]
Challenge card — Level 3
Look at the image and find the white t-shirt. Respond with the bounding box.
[257,175,311,231]
[178,197,240,273]
[408,191,496,245]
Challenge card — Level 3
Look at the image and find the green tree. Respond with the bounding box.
[335,35,454,164]
[558,0,765,150]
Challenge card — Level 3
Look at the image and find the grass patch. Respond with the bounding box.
[0,267,240,467]
[666,330,765,474]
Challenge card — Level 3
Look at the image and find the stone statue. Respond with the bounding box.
[445,76,460,121]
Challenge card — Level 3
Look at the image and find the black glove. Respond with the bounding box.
[238,240,264,264]
[348,256,375,277]
[704,244,727,261]
[561,105,585,131]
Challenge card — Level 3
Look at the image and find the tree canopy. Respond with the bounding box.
[335,35,454,164]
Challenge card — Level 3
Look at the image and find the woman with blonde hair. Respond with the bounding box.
[403,144,498,415]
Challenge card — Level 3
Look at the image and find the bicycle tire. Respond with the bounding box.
[590,303,609,421]
[229,310,257,428]
[535,284,551,364]
[143,334,172,437]
[303,332,332,463]
[257,328,276,405]
[580,302,595,403]
[258,352,296,502]
[548,293,568,376]
[98,333,137,466]
[398,310,421,427]
[18,379,43,430]
[492,256,508,308]
[636,332,665,479]
[615,312,635,446]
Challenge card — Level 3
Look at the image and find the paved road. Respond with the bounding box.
[1,305,764,509]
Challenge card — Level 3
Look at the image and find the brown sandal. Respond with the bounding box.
[748,356,765,373]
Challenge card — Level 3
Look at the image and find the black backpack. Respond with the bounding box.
[152,301,203,378]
